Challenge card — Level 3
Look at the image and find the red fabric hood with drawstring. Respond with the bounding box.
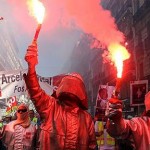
[56,73,88,110]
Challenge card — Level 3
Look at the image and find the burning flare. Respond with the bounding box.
[108,43,130,78]
[27,0,45,42]
[27,0,45,24]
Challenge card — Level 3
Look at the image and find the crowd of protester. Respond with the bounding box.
[0,41,150,150]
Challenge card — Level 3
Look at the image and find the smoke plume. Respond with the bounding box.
[9,0,125,47]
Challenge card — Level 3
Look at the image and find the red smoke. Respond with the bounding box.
[8,0,125,47]
[8,0,35,34]
[63,0,125,46]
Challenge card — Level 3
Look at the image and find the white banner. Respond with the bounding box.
[0,69,55,99]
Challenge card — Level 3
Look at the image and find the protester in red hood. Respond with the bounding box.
[0,104,36,150]
[23,42,96,150]
[106,91,150,150]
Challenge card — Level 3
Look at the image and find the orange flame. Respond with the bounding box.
[108,43,130,78]
[27,0,45,24]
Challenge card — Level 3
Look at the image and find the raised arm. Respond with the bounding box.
[24,42,54,120]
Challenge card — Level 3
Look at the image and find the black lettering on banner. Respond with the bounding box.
[7,76,11,83]
[2,74,8,84]
[11,75,16,82]
[37,75,52,86]
[16,74,20,81]
[14,85,26,93]
[1,71,23,84]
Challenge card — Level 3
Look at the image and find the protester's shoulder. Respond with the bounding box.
[30,122,37,129]
[138,116,150,122]
[81,109,93,119]
[7,120,15,126]
[4,121,15,131]
[130,116,149,121]
[126,116,150,125]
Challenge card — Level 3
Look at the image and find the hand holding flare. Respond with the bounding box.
[105,80,123,120]
[105,43,130,120]
[105,97,123,121]
[25,43,38,67]
[25,0,45,67]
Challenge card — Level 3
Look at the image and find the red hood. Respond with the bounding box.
[56,73,88,110]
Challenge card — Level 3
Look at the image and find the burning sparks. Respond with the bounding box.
[108,43,130,78]
[27,0,45,42]
[27,0,45,24]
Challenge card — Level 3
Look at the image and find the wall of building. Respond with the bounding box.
[0,20,23,71]
[62,0,150,117]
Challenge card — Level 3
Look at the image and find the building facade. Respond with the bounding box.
[132,0,150,81]
[0,20,23,71]
[63,0,150,117]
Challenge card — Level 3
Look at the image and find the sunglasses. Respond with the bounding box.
[17,109,27,113]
